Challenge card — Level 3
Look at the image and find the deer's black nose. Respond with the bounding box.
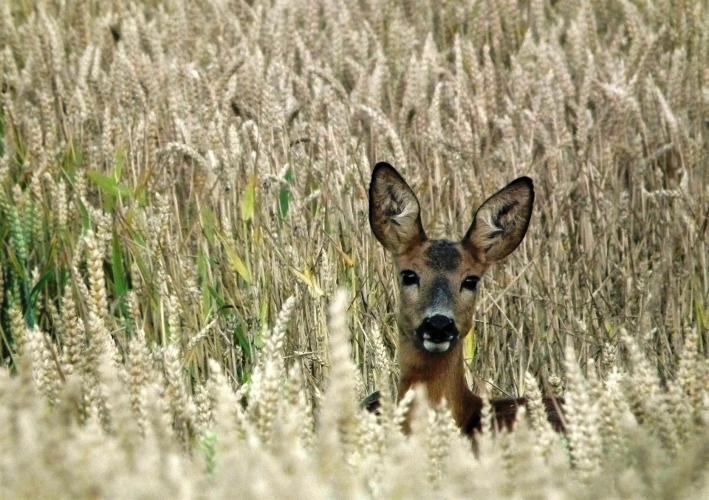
[417,314,459,353]
[423,315,455,334]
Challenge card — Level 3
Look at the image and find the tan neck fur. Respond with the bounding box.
[397,337,481,430]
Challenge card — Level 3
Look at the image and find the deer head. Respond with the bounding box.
[369,162,534,360]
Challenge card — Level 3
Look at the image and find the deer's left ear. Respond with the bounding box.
[462,177,534,263]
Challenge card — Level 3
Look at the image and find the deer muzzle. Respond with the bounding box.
[416,314,459,353]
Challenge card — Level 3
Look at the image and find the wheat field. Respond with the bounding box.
[0,0,708,498]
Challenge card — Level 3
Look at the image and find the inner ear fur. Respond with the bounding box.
[369,162,427,254]
[462,177,534,263]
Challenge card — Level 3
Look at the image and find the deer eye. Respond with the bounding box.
[461,275,479,292]
[400,270,420,287]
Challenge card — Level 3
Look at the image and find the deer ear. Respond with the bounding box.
[369,162,426,254]
[462,177,534,263]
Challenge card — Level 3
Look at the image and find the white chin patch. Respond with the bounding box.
[423,340,451,353]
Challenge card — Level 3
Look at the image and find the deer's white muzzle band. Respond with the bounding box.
[423,340,451,353]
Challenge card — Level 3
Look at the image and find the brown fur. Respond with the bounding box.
[394,239,488,345]
[397,341,480,430]
[368,162,562,436]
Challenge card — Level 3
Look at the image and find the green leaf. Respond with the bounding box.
[278,168,295,218]
[696,300,708,331]
[240,176,257,222]
[197,250,214,315]
[114,148,127,179]
[29,270,53,307]
[201,206,218,244]
[25,270,53,328]
[278,186,291,218]
[88,170,133,199]
[61,144,85,174]
[224,244,252,284]
[78,197,91,230]
[207,286,226,309]
[233,320,252,361]
[111,236,128,299]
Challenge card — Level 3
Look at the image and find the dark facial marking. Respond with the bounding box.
[425,240,461,271]
[428,276,453,307]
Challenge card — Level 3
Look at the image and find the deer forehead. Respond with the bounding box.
[396,240,486,278]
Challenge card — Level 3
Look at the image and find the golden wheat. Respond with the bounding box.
[0,0,707,498]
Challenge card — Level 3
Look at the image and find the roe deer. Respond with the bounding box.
[367,162,562,435]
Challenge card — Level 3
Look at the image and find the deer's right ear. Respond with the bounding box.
[369,162,426,254]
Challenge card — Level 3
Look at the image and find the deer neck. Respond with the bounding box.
[397,337,480,430]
